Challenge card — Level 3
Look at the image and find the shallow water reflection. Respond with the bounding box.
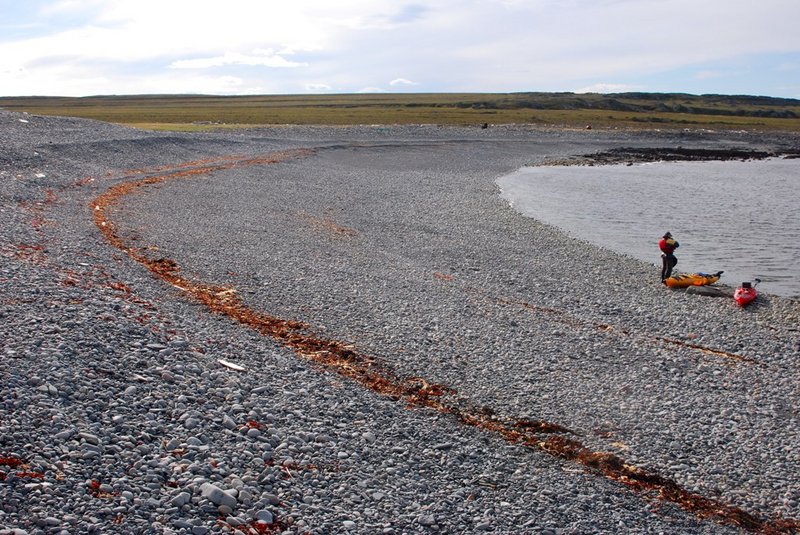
[498,158,799,298]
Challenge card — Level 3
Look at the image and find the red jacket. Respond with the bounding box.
[659,237,679,254]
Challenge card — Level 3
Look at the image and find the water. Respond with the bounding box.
[497,158,800,298]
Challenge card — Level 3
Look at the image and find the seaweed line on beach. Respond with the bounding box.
[88,150,800,533]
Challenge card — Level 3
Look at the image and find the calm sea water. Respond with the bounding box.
[497,158,799,298]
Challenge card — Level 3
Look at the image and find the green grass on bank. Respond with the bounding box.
[2,92,800,132]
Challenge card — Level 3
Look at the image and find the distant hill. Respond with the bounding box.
[2,92,799,130]
[455,92,800,118]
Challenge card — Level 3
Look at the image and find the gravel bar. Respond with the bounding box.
[2,109,800,534]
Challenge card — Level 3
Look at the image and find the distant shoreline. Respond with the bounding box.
[2,91,800,132]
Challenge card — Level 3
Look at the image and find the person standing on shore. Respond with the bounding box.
[659,232,679,282]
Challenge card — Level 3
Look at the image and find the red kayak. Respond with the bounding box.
[734,279,760,307]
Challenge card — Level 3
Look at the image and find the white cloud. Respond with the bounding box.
[356,86,386,93]
[170,50,307,70]
[2,69,251,97]
[389,78,418,86]
[39,0,106,16]
[306,83,333,92]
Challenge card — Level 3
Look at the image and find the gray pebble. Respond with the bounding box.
[200,483,237,508]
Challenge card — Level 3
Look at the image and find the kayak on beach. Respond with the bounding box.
[734,279,760,306]
[665,271,724,288]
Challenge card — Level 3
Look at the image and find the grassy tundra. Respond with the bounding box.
[2,92,799,132]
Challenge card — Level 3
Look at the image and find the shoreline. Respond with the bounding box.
[2,111,799,534]
[497,157,800,300]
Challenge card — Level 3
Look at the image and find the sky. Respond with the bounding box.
[1,0,799,98]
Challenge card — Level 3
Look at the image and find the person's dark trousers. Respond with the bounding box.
[661,253,677,281]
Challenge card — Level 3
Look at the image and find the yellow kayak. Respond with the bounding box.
[665,271,724,288]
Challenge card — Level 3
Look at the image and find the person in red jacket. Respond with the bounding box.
[659,232,679,282]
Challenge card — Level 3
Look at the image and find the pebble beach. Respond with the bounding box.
[1,110,800,534]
